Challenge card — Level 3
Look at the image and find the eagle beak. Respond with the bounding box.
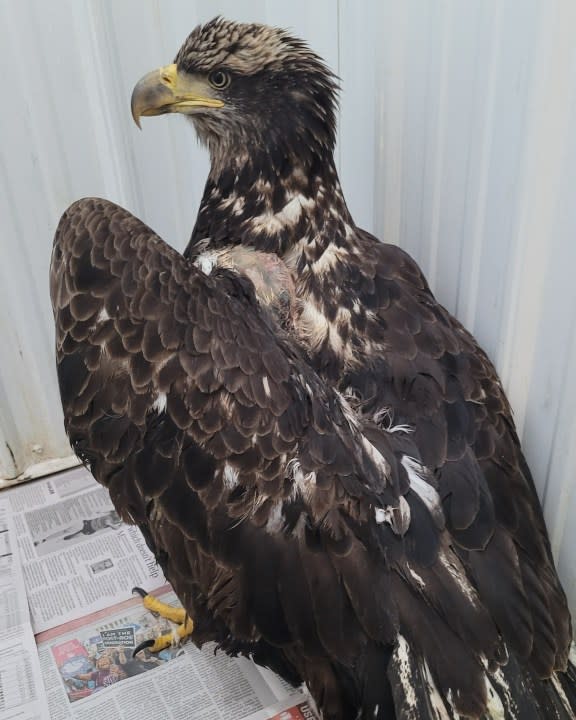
[131,64,224,128]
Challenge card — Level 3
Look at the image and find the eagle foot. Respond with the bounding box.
[131,587,194,656]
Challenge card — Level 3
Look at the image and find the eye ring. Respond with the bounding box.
[209,70,230,90]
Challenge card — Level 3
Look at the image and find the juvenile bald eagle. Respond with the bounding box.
[51,17,576,720]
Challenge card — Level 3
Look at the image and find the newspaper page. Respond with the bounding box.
[3,467,166,633]
[0,502,49,720]
[36,588,317,720]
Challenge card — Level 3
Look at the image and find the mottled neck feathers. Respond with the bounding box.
[187,151,355,261]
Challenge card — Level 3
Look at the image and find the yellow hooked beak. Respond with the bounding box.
[131,64,224,128]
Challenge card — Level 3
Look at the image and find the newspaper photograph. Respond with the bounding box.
[48,590,185,704]
[30,506,123,557]
[3,468,166,633]
[36,588,317,720]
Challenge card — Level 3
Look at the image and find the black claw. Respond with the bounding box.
[132,587,148,599]
[132,639,155,658]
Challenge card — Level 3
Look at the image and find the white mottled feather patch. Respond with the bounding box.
[297,300,353,362]
[152,393,167,413]
[374,496,410,534]
[250,193,313,234]
[311,243,347,274]
[223,463,239,489]
[265,501,285,534]
[194,251,220,275]
[287,459,316,500]
[374,508,387,524]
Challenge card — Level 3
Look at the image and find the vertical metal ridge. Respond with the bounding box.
[424,0,452,291]
[457,3,503,333]
[498,0,576,436]
[374,1,408,248]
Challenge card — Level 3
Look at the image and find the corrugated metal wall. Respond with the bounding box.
[1,0,575,611]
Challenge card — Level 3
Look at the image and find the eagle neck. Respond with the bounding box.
[187,150,365,379]
[186,151,355,262]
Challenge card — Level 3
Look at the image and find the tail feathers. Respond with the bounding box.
[386,634,457,719]
[386,637,576,719]
[556,659,576,715]
[485,654,576,719]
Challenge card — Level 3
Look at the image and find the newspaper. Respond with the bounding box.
[4,467,166,634]
[35,588,317,720]
[1,467,318,719]
[0,502,49,720]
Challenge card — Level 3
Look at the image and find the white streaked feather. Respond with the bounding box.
[406,563,426,589]
[551,673,572,718]
[262,375,271,397]
[372,407,414,434]
[401,455,443,521]
[361,436,391,478]
[437,550,480,606]
[392,635,418,712]
[484,674,510,720]
[420,661,454,720]
[488,668,518,719]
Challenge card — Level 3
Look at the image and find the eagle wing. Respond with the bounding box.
[340,231,574,696]
[51,199,571,719]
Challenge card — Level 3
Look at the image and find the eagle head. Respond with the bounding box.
[131,17,338,166]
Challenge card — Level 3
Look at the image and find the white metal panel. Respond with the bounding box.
[1,0,575,612]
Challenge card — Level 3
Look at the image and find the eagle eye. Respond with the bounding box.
[209,70,230,90]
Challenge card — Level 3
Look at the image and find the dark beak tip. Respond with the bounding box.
[130,96,143,130]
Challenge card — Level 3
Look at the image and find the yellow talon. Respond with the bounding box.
[144,617,195,653]
[142,594,188,624]
[132,587,194,657]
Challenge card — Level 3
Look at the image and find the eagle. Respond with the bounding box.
[50,17,576,720]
